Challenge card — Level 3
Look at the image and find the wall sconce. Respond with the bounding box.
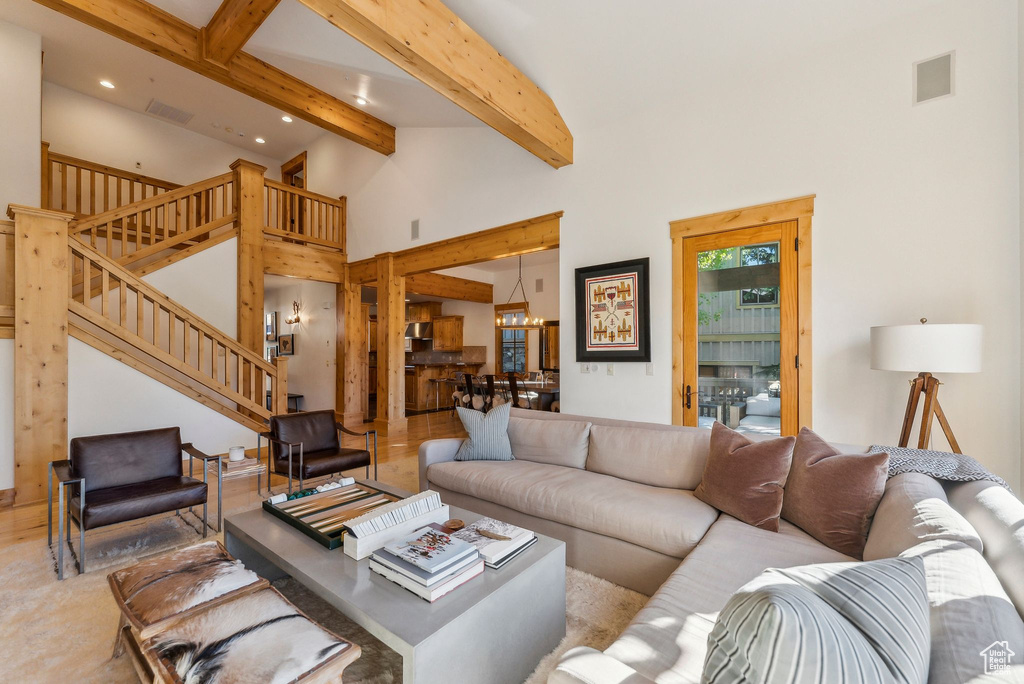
[285,301,301,325]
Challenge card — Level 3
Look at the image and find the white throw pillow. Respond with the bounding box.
[454,403,513,461]
[703,556,930,684]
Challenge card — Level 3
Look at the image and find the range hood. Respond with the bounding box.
[405,321,433,339]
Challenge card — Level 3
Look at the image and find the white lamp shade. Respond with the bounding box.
[870,323,982,373]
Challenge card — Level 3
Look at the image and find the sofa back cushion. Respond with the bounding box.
[863,472,983,561]
[70,427,183,492]
[946,479,1024,621]
[901,539,1024,683]
[587,424,710,489]
[507,416,590,468]
[270,410,339,458]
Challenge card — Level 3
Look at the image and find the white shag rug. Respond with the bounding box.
[0,516,648,683]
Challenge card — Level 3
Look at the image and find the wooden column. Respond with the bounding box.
[374,253,407,435]
[231,159,266,354]
[9,205,73,505]
[40,142,50,210]
[273,355,288,415]
[337,266,366,427]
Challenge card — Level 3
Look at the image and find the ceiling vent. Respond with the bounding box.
[914,51,955,105]
[145,99,195,125]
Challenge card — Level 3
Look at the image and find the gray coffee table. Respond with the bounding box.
[224,482,566,684]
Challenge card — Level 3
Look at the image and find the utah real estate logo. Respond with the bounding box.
[980,641,1016,674]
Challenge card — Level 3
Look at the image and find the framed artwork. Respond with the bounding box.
[278,334,295,356]
[266,345,278,362]
[575,257,651,362]
[265,312,277,341]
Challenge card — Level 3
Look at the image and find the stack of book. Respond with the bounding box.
[452,518,537,568]
[369,525,483,602]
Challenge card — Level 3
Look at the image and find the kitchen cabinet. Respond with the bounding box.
[432,316,464,352]
[404,363,485,410]
[405,302,442,323]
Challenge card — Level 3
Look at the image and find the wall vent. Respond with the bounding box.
[914,51,955,105]
[411,219,420,240]
[145,99,195,125]
[535,278,544,293]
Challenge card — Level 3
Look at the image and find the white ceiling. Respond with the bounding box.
[0,0,480,160]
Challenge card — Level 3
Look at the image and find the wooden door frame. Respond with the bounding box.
[670,196,814,431]
[281,151,307,188]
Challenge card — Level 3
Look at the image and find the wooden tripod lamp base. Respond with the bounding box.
[898,372,961,454]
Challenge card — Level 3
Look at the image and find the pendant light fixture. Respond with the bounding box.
[496,256,544,330]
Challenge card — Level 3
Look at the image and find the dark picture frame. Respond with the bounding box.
[575,257,651,362]
[278,333,295,356]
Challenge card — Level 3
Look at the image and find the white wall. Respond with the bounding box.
[304,1,1022,491]
[42,83,282,183]
[0,21,41,491]
[68,340,256,454]
[143,237,238,338]
[265,276,337,412]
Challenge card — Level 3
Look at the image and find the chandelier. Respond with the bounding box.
[496,256,544,330]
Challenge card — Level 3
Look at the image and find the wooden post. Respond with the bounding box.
[273,355,288,415]
[40,142,51,211]
[9,204,73,505]
[231,159,266,355]
[339,195,347,252]
[374,253,407,435]
[337,265,365,427]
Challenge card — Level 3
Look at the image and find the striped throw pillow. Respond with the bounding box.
[703,556,929,684]
[454,403,514,461]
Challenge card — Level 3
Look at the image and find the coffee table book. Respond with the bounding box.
[371,548,480,587]
[370,557,485,603]
[452,517,536,567]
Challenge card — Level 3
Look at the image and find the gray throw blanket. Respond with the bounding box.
[868,445,1012,492]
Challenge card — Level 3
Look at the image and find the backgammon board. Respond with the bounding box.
[262,483,402,549]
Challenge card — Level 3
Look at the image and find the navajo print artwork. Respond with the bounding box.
[574,258,651,362]
[585,273,638,351]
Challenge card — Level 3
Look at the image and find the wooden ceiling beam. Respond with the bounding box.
[295,0,573,168]
[34,0,396,155]
[202,0,282,65]
[404,272,493,303]
[347,212,561,283]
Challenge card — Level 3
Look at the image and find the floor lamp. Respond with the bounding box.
[870,320,982,454]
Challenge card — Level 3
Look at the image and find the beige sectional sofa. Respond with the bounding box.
[419,409,1024,683]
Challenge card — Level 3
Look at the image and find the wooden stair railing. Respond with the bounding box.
[0,220,13,334]
[42,143,181,218]
[264,179,346,251]
[68,238,283,422]
[70,173,236,270]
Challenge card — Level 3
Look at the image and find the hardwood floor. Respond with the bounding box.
[0,411,466,549]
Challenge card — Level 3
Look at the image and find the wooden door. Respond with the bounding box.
[678,222,800,436]
[280,151,307,236]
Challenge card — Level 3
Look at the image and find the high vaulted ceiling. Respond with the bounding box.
[0,0,482,159]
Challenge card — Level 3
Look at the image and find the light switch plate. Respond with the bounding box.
[606,363,614,376]
[581,363,590,374]
[646,363,654,376]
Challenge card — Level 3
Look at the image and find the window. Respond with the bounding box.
[738,243,779,306]
[495,306,529,374]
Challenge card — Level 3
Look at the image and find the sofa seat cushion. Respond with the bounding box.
[275,447,371,480]
[426,460,718,558]
[71,476,207,530]
[604,515,853,684]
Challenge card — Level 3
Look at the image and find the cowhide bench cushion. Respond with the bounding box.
[108,540,267,640]
[140,587,360,684]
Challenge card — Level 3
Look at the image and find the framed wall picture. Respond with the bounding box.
[575,257,651,362]
[265,312,277,341]
[266,345,278,362]
[278,334,295,356]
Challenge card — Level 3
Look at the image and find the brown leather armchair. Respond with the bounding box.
[258,410,377,493]
[47,427,213,580]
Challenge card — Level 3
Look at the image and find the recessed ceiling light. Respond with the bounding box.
[355,97,367,106]
[255,137,266,144]
[281,115,293,123]
[99,80,115,89]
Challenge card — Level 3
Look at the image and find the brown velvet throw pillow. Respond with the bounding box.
[694,423,795,532]
[781,427,889,559]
